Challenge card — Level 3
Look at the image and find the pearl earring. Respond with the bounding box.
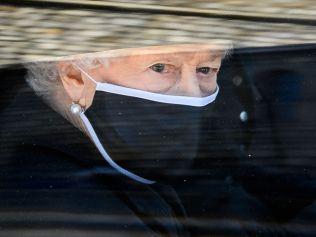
[70,102,83,115]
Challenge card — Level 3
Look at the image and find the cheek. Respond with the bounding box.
[141,71,179,93]
[97,62,180,93]
[99,66,150,91]
[99,65,131,85]
[199,75,218,95]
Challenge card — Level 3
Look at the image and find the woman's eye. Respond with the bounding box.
[196,67,210,74]
[196,67,219,75]
[150,63,165,73]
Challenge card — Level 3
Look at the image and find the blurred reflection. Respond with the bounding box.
[1,0,316,66]
[0,42,315,236]
[26,43,229,184]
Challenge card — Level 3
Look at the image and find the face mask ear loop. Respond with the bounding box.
[71,64,155,184]
[79,112,155,185]
[72,63,99,84]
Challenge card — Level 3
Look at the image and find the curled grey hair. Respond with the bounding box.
[25,58,97,95]
[24,58,104,133]
[25,60,60,101]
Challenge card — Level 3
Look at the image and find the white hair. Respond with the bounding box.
[25,57,100,100]
[25,59,91,133]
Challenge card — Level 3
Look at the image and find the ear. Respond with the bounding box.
[58,61,85,103]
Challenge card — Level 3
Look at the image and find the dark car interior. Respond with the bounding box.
[0,1,315,236]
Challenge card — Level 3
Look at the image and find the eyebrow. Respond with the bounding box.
[140,51,223,68]
[195,50,223,60]
[148,53,181,61]
[144,53,182,67]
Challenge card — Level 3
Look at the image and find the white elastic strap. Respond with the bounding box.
[80,112,155,185]
[77,64,99,84]
[96,83,219,107]
[74,63,219,107]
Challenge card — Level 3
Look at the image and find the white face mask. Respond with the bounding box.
[73,63,220,185]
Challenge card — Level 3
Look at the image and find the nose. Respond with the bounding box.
[177,64,202,97]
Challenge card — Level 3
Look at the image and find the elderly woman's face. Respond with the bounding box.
[97,49,222,97]
[59,44,226,109]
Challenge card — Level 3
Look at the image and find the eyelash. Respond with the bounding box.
[149,63,218,76]
[150,63,164,73]
[149,63,175,74]
[196,67,218,75]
